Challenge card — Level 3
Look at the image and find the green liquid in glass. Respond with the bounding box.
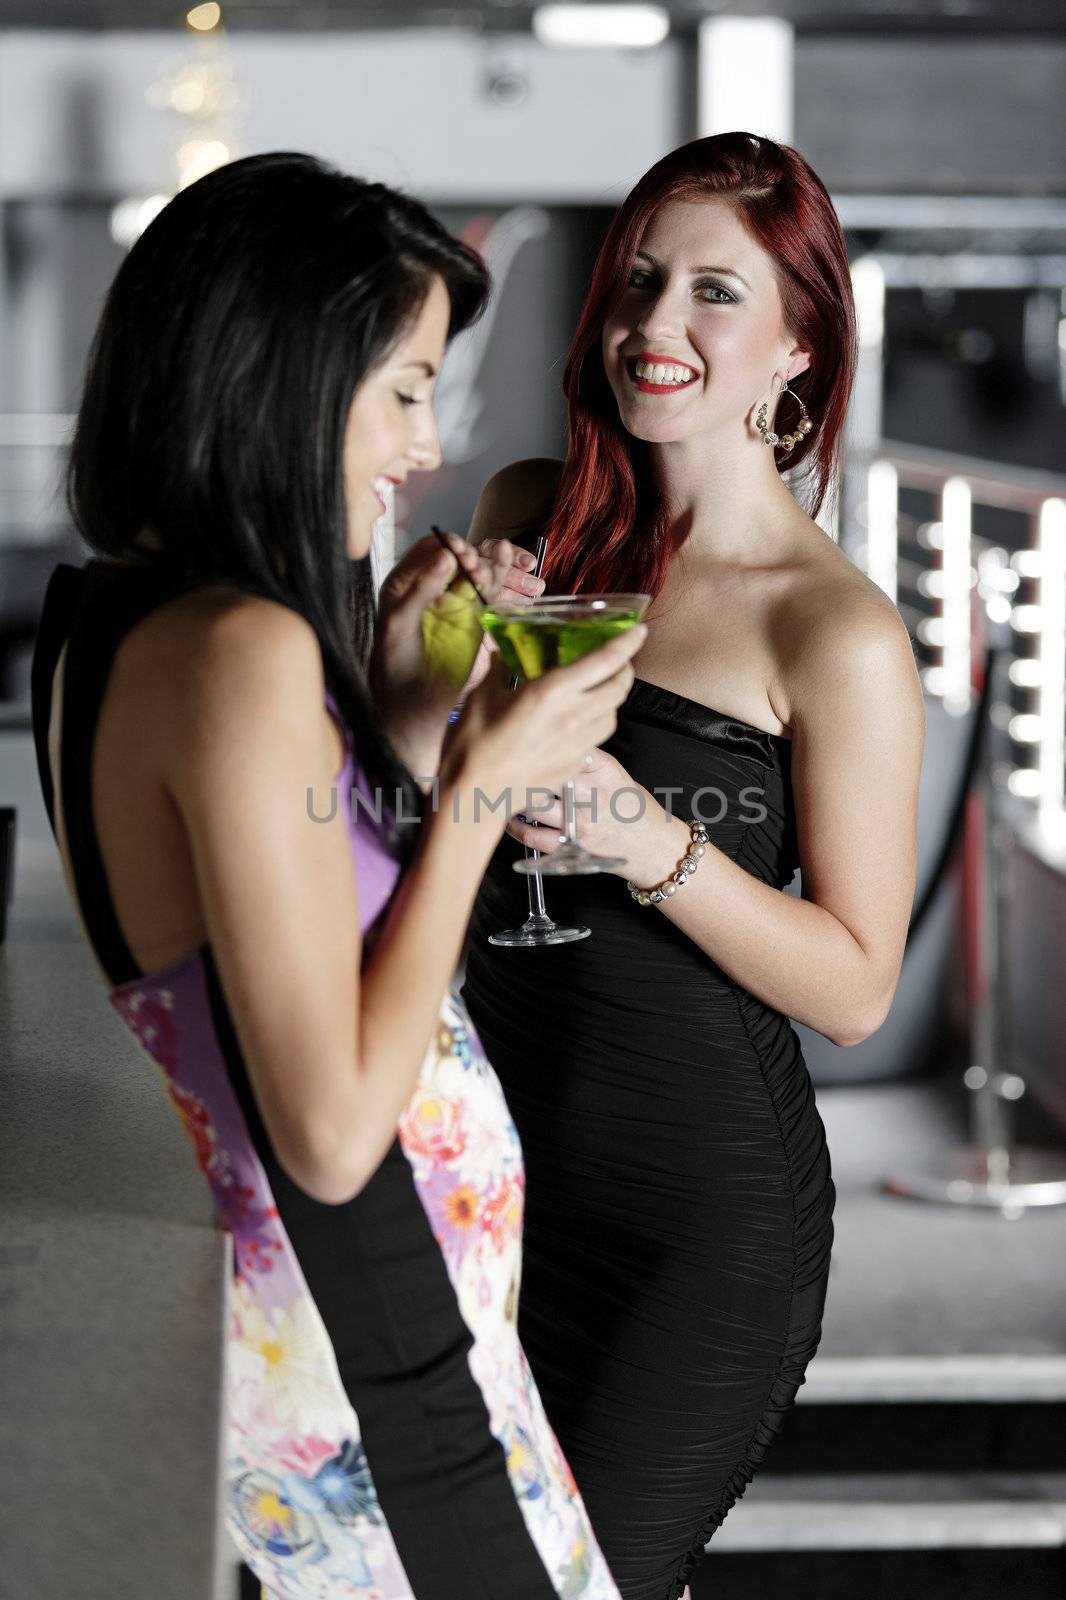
[480,604,643,681]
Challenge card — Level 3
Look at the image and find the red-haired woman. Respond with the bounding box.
[462,134,924,1600]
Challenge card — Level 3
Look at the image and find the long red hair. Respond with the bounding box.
[543,133,857,599]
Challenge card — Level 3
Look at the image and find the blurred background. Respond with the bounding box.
[1,4,1065,1598]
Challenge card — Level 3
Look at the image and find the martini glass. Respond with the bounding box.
[478,593,651,878]
[480,542,591,949]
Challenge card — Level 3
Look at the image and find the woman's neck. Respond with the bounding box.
[648,430,806,568]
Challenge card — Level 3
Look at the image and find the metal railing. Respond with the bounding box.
[848,439,1066,856]
[854,442,1066,1214]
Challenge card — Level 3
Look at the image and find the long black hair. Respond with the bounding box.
[68,151,490,855]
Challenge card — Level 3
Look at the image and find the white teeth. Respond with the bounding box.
[634,359,695,386]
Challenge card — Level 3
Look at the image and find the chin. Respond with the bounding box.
[616,408,693,446]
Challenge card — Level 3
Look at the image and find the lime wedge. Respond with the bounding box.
[420,578,483,692]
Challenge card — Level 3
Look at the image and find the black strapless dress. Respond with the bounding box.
[462,678,836,1600]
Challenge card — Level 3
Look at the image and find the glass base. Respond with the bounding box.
[488,915,591,947]
[513,843,625,877]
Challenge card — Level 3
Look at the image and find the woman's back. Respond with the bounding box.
[43,564,347,980]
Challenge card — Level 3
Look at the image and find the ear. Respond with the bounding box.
[787,347,812,382]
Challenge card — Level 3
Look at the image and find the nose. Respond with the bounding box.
[409,406,442,474]
[635,283,686,345]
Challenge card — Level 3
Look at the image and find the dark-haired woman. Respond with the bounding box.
[30,153,637,1600]
[463,134,924,1600]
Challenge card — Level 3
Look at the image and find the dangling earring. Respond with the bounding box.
[755,380,813,455]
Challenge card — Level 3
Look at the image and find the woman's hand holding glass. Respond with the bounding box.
[369,529,543,778]
[503,746,687,883]
[439,624,647,818]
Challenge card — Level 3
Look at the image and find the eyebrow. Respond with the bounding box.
[634,251,751,291]
[402,360,437,377]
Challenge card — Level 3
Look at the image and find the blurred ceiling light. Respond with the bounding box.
[1009,713,1042,745]
[171,75,207,113]
[152,60,239,118]
[940,476,972,715]
[1011,604,1044,634]
[109,192,170,248]
[1007,766,1042,799]
[1011,549,1043,578]
[1037,498,1066,825]
[187,2,222,30]
[532,5,670,48]
[865,460,897,603]
[984,564,1020,593]
[697,17,793,144]
[177,137,232,188]
[1009,658,1043,689]
[852,257,885,350]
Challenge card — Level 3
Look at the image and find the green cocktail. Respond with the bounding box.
[479,600,647,681]
[477,594,650,877]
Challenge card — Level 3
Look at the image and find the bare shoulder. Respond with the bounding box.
[468,456,564,544]
[771,539,923,731]
[180,588,323,699]
[117,586,332,775]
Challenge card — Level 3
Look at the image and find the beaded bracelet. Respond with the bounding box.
[627,819,710,907]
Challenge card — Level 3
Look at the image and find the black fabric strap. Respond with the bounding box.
[31,560,203,986]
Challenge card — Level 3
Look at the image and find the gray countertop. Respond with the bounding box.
[1,728,229,1600]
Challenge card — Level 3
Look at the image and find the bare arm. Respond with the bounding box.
[467,457,564,551]
[510,602,925,1047]
[164,596,643,1203]
[667,606,924,1043]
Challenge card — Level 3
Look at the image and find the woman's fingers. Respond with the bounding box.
[471,535,544,602]
[479,537,538,573]
[495,580,543,608]
[510,797,564,831]
[506,816,566,852]
[378,538,462,640]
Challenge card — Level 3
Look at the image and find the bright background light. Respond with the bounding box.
[697,16,794,143]
[186,2,221,31]
[532,5,670,49]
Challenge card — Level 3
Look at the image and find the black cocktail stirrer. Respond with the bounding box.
[430,524,488,606]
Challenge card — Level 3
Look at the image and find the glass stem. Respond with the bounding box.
[525,848,550,917]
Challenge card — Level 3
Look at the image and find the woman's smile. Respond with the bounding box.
[624,351,701,396]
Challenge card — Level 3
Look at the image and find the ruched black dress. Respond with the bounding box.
[462,677,836,1600]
